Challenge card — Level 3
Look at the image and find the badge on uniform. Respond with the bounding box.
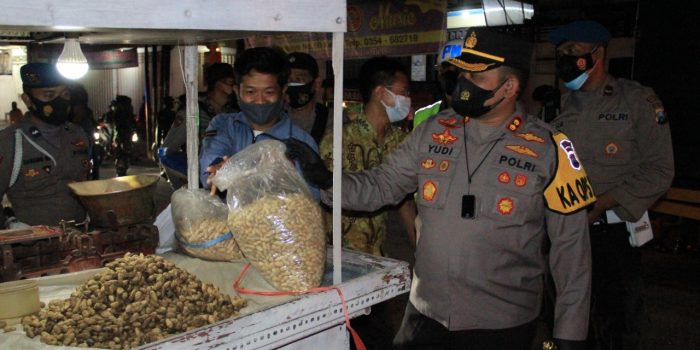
[422,180,437,202]
[505,145,538,158]
[498,171,510,184]
[605,142,619,155]
[438,117,461,128]
[432,128,459,145]
[515,132,545,143]
[439,160,450,172]
[646,94,668,124]
[24,168,40,177]
[497,197,514,215]
[507,116,523,132]
[544,133,597,214]
[29,127,41,138]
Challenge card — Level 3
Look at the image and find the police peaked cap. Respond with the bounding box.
[447,27,533,73]
[548,20,611,46]
[286,52,319,78]
[20,62,66,88]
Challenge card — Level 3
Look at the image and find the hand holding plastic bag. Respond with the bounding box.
[212,140,326,291]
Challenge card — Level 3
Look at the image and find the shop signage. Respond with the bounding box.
[246,0,446,60]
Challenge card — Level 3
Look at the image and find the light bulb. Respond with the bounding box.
[56,38,89,80]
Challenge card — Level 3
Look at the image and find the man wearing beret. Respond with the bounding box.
[0,62,90,228]
[286,27,593,349]
[549,20,674,350]
[284,51,331,144]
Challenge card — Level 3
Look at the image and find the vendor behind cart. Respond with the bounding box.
[199,47,320,199]
[0,63,90,229]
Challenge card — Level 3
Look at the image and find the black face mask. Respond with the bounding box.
[239,99,284,126]
[556,47,598,83]
[29,95,72,125]
[451,76,507,118]
[286,82,315,109]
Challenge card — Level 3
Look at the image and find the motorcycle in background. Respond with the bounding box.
[102,96,137,177]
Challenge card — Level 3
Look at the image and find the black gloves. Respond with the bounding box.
[283,138,333,190]
[553,339,586,350]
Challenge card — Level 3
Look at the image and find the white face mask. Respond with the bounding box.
[382,87,411,123]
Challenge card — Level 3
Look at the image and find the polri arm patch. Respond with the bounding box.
[543,132,596,214]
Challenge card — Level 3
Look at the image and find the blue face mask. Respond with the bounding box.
[563,71,590,91]
[382,88,412,123]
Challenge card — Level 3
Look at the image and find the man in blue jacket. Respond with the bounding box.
[199,47,319,198]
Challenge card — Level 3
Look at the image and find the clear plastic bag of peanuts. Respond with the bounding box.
[211,140,326,291]
[171,188,244,261]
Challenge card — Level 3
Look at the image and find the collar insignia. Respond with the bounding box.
[438,117,461,128]
[507,116,523,132]
[25,168,40,177]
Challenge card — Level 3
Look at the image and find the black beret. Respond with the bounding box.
[204,63,234,87]
[549,20,611,46]
[20,62,66,88]
[286,52,319,78]
[448,27,533,73]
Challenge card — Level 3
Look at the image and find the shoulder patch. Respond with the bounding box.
[645,93,668,124]
[543,132,596,214]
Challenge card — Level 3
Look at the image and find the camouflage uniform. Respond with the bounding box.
[319,104,408,255]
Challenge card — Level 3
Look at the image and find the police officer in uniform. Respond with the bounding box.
[0,63,90,228]
[285,51,331,144]
[287,28,594,350]
[548,20,674,350]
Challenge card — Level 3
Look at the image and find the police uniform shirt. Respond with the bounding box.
[338,107,594,340]
[551,76,674,221]
[0,117,90,226]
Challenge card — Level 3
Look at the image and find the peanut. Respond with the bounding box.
[227,193,326,291]
[21,253,246,350]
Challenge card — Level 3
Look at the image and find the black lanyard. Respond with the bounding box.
[462,122,504,192]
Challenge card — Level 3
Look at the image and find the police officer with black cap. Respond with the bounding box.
[0,62,90,228]
[549,20,674,350]
[286,27,594,350]
[285,51,331,144]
